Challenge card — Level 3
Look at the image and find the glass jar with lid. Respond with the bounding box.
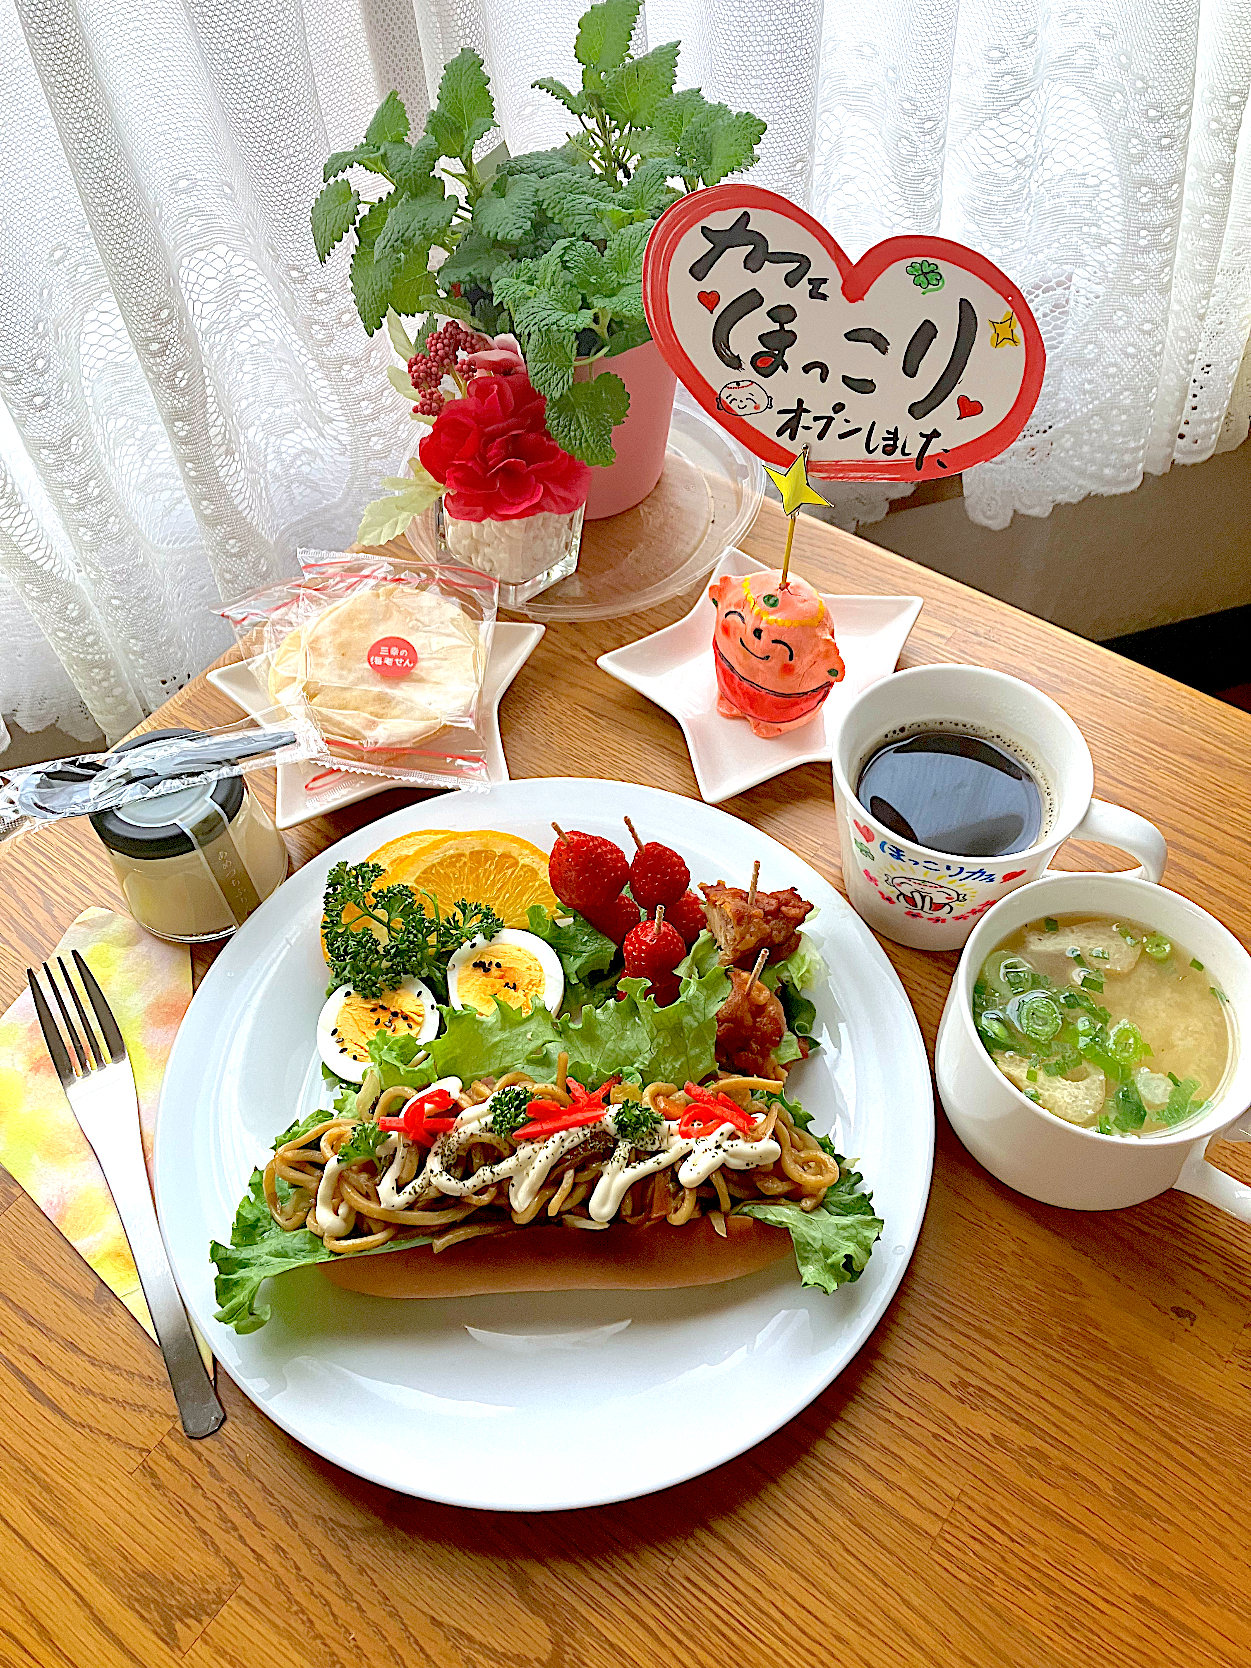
[89,729,289,942]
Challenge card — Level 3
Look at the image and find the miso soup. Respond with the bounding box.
[972,915,1231,1135]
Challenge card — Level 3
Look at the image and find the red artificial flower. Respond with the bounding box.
[419,373,591,521]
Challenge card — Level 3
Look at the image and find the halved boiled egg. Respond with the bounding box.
[446,929,564,1018]
[316,976,440,1084]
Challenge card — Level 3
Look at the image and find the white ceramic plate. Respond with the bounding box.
[597,548,921,804]
[155,779,933,1511]
[206,622,544,829]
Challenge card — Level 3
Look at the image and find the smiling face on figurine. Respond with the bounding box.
[708,569,845,738]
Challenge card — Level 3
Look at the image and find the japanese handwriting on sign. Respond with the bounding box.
[643,183,1045,481]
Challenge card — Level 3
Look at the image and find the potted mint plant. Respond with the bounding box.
[314,0,766,532]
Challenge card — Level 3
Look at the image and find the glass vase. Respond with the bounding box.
[434,499,583,608]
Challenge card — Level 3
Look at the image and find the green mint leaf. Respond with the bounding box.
[439,232,510,290]
[537,171,616,238]
[376,191,457,259]
[544,372,629,466]
[366,90,410,146]
[562,241,612,300]
[349,198,397,332]
[473,173,541,243]
[533,76,586,116]
[382,135,441,195]
[616,157,679,218]
[523,327,577,399]
[601,41,680,127]
[695,109,767,185]
[650,88,718,147]
[322,144,386,182]
[311,178,360,262]
[499,150,578,179]
[427,48,494,160]
[605,220,651,286]
[602,317,651,357]
[388,252,442,321]
[574,0,642,70]
[736,1163,882,1293]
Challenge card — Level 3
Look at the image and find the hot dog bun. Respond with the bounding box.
[323,1214,791,1299]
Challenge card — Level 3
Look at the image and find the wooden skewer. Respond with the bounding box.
[747,859,760,913]
[623,815,643,851]
[743,948,768,999]
[654,905,665,925]
[551,822,568,843]
[779,514,797,588]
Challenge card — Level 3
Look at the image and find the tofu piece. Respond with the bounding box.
[1022,921,1142,975]
[998,1053,1106,1125]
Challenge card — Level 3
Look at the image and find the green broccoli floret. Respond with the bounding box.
[611,1102,661,1147]
[489,1084,533,1140]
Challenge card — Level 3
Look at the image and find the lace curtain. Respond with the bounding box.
[2,0,1249,743]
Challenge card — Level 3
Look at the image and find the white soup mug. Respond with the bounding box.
[831,664,1166,951]
[935,872,1251,1217]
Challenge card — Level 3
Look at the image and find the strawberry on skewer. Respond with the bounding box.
[549,823,629,916]
[623,816,689,911]
[623,906,687,1005]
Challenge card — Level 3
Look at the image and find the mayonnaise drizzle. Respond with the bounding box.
[314,1157,353,1238]
[374,1089,782,1226]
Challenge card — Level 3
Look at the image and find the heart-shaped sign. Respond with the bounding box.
[853,819,875,844]
[644,185,1044,481]
[999,869,1027,883]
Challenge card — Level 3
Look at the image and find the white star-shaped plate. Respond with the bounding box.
[597,547,921,804]
[206,621,544,829]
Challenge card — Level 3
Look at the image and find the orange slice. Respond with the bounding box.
[389,829,557,926]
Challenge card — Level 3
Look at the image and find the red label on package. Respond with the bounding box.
[366,636,418,678]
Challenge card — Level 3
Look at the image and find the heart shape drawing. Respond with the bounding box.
[999,869,1027,883]
[644,184,1044,481]
[853,820,875,844]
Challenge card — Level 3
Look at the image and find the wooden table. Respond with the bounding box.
[2,502,1249,1668]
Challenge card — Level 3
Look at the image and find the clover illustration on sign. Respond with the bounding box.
[907,259,944,292]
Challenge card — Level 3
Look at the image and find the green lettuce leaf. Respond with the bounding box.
[526,904,620,1013]
[761,931,825,1040]
[209,1168,433,1335]
[561,951,730,1088]
[735,1161,882,1292]
[419,998,567,1088]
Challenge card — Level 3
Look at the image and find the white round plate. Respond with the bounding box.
[155,779,933,1510]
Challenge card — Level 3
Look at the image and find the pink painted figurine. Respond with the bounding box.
[708,568,845,738]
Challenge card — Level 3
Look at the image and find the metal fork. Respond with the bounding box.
[27,950,225,1438]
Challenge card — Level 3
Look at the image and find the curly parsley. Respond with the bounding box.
[611,1102,661,1147]
[488,1084,532,1139]
[321,861,503,1000]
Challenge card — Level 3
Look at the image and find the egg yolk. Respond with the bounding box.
[331,987,427,1063]
[458,946,546,1015]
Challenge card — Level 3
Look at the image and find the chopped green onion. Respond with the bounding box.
[1096,1114,1114,1134]
[1159,1076,1202,1127]
[1108,1019,1146,1063]
[1115,926,1139,945]
[1065,947,1084,962]
[1143,933,1171,961]
[1077,971,1104,993]
[1010,991,1063,1042]
[1190,958,1204,971]
[977,1013,1015,1051]
[1023,1088,1040,1103]
[1026,1068,1038,1082]
[1167,1071,1180,1086]
[1089,947,1110,960]
[1043,918,1059,933]
[1211,985,1228,1003]
[1111,1079,1147,1131]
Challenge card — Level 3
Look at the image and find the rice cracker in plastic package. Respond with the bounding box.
[225,554,498,789]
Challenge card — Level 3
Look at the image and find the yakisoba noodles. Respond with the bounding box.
[264,1056,844,1265]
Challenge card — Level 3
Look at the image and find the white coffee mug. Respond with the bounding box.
[831,664,1167,951]
[935,872,1251,1217]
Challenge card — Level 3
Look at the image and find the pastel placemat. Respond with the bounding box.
[0,908,193,1339]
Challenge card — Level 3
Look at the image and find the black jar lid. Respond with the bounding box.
[88,729,245,860]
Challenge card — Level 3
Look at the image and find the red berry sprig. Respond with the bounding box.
[623,816,690,911]
[407,321,488,417]
[623,906,686,1005]
[549,823,630,916]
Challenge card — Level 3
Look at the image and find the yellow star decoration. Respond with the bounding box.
[764,446,830,516]
[989,310,1020,349]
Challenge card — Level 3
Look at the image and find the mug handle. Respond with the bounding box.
[1172,1133,1251,1223]
[1044,797,1167,883]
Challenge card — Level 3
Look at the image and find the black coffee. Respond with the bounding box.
[856,730,1043,857]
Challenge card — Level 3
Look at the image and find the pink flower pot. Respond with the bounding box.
[578,338,678,520]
